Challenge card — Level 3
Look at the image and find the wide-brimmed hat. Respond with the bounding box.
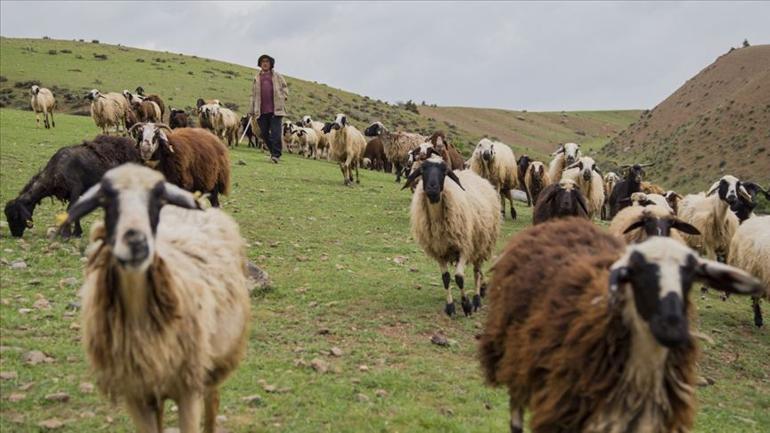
[258,54,275,69]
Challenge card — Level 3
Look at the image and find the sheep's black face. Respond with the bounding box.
[717,178,738,205]
[322,122,333,134]
[364,123,382,137]
[421,162,447,204]
[629,165,645,183]
[4,200,32,238]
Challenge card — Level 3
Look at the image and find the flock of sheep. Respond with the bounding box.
[7,83,770,433]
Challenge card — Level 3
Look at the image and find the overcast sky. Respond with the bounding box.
[1,1,768,111]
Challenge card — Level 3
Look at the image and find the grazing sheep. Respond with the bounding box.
[169,108,191,129]
[517,155,532,205]
[85,89,129,134]
[405,156,501,316]
[602,171,621,220]
[609,204,699,245]
[328,114,366,186]
[132,99,162,123]
[728,215,770,327]
[524,161,550,206]
[560,156,604,218]
[364,121,425,182]
[293,127,321,159]
[211,106,240,147]
[547,142,581,182]
[677,175,744,262]
[608,163,653,218]
[479,218,764,433]
[428,132,464,170]
[4,135,140,238]
[66,163,250,433]
[363,137,388,171]
[468,138,519,220]
[532,179,590,225]
[30,85,56,128]
[129,123,230,207]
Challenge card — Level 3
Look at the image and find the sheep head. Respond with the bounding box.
[706,175,749,206]
[622,209,700,238]
[530,161,546,178]
[63,164,199,272]
[84,89,103,101]
[608,237,763,348]
[331,114,348,131]
[30,85,40,95]
[475,139,497,163]
[552,142,581,165]
[135,86,145,96]
[567,156,601,182]
[364,121,384,137]
[4,199,34,237]
[129,123,173,161]
[302,115,313,127]
[403,156,464,203]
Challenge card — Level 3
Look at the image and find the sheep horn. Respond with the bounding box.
[61,183,103,234]
[638,162,655,167]
[402,167,422,190]
[551,145,565,156]
[154,123,173,134]
[670,219,701,235]
[162,183,200,210]
[127,123,144,135]
[738,184,752,202]
[446,169,465,191]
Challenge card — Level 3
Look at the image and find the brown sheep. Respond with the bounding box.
[132,100,162,123]
[428,131,464,170]
[364,137,388,171]
[524,161,550,206]
[479,218,764,433]
[169,109,191,129]
[130,123,231,207]
[532,179,589,225]
[642,181,666,195]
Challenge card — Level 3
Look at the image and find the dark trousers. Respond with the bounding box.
[258,113,283,158]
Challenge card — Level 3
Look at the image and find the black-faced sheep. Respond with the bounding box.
[729,182,769,223]
[479,218,764,433]
[532,179,590,225]
[547,142,581,182]
[65,163,250,433]
[728,215,770,327]
[129,123,231,207]
[30,85,56,128]
[468,138,519,220]
[170,109,191,129]
[328,114,366,186]
[4,135,141,238]
[364,121,425,182]
[405,156,501,317]
[523,161,550,206]
[608,163,653,218]
[517,155,532,205]
[561,156,604,218]
[609,204,700,245]
[85,89,129,134]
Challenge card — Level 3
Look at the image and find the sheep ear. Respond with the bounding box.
[695,258,764,297]
[341,116,347,126]
[551,145,564,156]
[446,169,464,191]
[671,220,700,235]
[162,183,200,210]
[706,181,721,196]
[61,183,103,233]
[608,265,630,307]
[576,193,590,216]
[622,220,647,234]
[593,166,602,175]
[738,184,752,202]
[402,167,422,190]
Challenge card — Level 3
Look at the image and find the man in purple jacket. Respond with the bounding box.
[250,54,289,163]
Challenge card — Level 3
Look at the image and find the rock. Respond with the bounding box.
[23,350,50,365]
[38,418,64,429]
[18,382,34,391]
[409,267,419,273]
[356,393,370,403]
[237,159,247,166]
[392,256,407,265]
[317,328,331,335]
[0,371,17,380]
[45,392,70,402]
[79,411,96,419]
[246,262,271,292]
[329,347,343,357]
[430,333,450,347]
[33,296,51,310]
[296,255,309,262]
[79,382,94,394]
[8,392,26,402]
[18,308,33,314]
[241,394,264,407]
[375,389,388,398]
[69,322,80,330]
[310,358,328,374]
[59,277,79,289]
[10,259,27,270]
[516,116,526,121]
[697,376,716,387]
[335,264,345,270]
[358,365,369,372]
[262,384,277,393]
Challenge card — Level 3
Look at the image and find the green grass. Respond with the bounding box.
[1,108,768,432]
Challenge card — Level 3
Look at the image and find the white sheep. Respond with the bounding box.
[601,171,620,220]
[364,121,426,182]
[406,155,501,317]
[609,204,700,245]
[628,192,674,214]
[64,163,250,433]
[560,156,604,219]
[328,114,366,186]
[468,138,519,220]
[292,127,321,159]
[728,215,770,327]
[211,105,239,147]
[85,89,129,134]
[30,85,56,129]
[302,115,329,158]
[547,142,581,183]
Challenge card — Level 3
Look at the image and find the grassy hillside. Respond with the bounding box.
[600,45,770,193]
[0,37,638,158]
[1,109,769,432]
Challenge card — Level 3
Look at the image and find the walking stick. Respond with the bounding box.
[239,115,253,144]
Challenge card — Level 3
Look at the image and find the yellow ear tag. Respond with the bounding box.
[55,212,69,226]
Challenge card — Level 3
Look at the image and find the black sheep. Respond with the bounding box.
[608,163,653,218]
[532,180,590,225]
[517,155,532,205]
[4,135,141,238]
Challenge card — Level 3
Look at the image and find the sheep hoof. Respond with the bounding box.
[444,302,456,317]
[480,283,487,298]
[473,294,481,311]
[461,296,472,316]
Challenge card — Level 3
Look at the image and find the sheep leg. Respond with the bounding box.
[209,189,220,208]
[177,392,203,433]
[340,163,350,186]
[506,189,517,220]
[395,162,403,182]
[35,111,41,128]
[203,387,219,433]
[753,297,764,328]
[49,110,55,128]
[509,398,524,433]
[440,262,455,317]
[125,397,160,433]
[354,159,360,184]
[43,111,50,129]
[455,256,472,316]
[473,265,483,311]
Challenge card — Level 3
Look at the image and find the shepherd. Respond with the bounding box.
[249,53,289,163]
